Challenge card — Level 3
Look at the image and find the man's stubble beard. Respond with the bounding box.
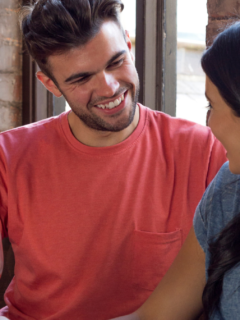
[62,82,140,132]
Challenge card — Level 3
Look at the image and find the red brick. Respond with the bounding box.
[0,9,21,40]
[13,74,22,103]
[206,19,237,47]
[0,44,22,73]
[0,0,21,10]
[208,0,240,19]
[0,102,22,131]
[9,105,22,128]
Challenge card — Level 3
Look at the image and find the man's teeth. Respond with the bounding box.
[97,94,124,109]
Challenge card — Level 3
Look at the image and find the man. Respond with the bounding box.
[0,0,226,319]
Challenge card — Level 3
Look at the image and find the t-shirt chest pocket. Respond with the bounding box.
[133,229,182,291]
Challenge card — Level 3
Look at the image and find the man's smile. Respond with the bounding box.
[92,90,129,116]
[96,93,125,109]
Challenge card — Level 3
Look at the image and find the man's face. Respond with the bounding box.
[46,21,139,132]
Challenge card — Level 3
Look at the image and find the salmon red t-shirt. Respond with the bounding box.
[0,104,226,319]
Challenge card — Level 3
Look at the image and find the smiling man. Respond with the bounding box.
[0,1,227,319]
[37,20,140,147]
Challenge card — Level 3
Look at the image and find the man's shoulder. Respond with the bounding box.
[142,104,212,141]
[0,113,63,146]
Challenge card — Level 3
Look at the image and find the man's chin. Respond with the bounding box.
[72,100,137,132]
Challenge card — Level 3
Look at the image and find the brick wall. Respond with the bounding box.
[0,0,22,132]
[207,0,239,46]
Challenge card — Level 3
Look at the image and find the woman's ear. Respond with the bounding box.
[36,71,62,97]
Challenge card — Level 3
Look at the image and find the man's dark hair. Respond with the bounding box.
[20,0,124,80]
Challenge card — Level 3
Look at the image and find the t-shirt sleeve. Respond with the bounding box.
[206,136,227,187]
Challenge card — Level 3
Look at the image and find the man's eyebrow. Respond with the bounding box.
[107,50,126,66]
[64,50,127,83]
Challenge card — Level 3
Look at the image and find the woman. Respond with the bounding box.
[113,21,240,320]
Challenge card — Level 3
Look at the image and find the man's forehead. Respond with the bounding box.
[48,21,127,79]
[79,21,126,53]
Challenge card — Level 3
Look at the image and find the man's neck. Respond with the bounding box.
[67,105,139,147]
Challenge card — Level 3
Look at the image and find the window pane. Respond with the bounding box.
[120,0,136,57]
[177,0,208,125]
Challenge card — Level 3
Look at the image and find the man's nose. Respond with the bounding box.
[94,71,120,97]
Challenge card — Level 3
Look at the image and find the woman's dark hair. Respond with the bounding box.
[201,21,240,117]
[20,0,124,80]
[201,22,240,318]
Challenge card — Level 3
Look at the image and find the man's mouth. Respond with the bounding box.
[96,94,125,110]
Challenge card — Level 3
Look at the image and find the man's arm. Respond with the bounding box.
[112,227,206,320]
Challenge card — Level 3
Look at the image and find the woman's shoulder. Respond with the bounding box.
[194,162,240,251]
[201,161,240,211]
[212,161,239,187]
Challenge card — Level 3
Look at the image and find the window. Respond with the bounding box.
[134,0,177,115]
[176,0,208,125]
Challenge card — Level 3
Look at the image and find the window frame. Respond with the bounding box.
[22,0,53,124]
[22,46,53,124]
[136,0,177,116]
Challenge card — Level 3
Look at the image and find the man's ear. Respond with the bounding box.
[125,30,134,61]
[36,71,62,97]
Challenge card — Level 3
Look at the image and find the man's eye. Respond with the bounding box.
[72,77,89,85]
[109,59,124,68]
